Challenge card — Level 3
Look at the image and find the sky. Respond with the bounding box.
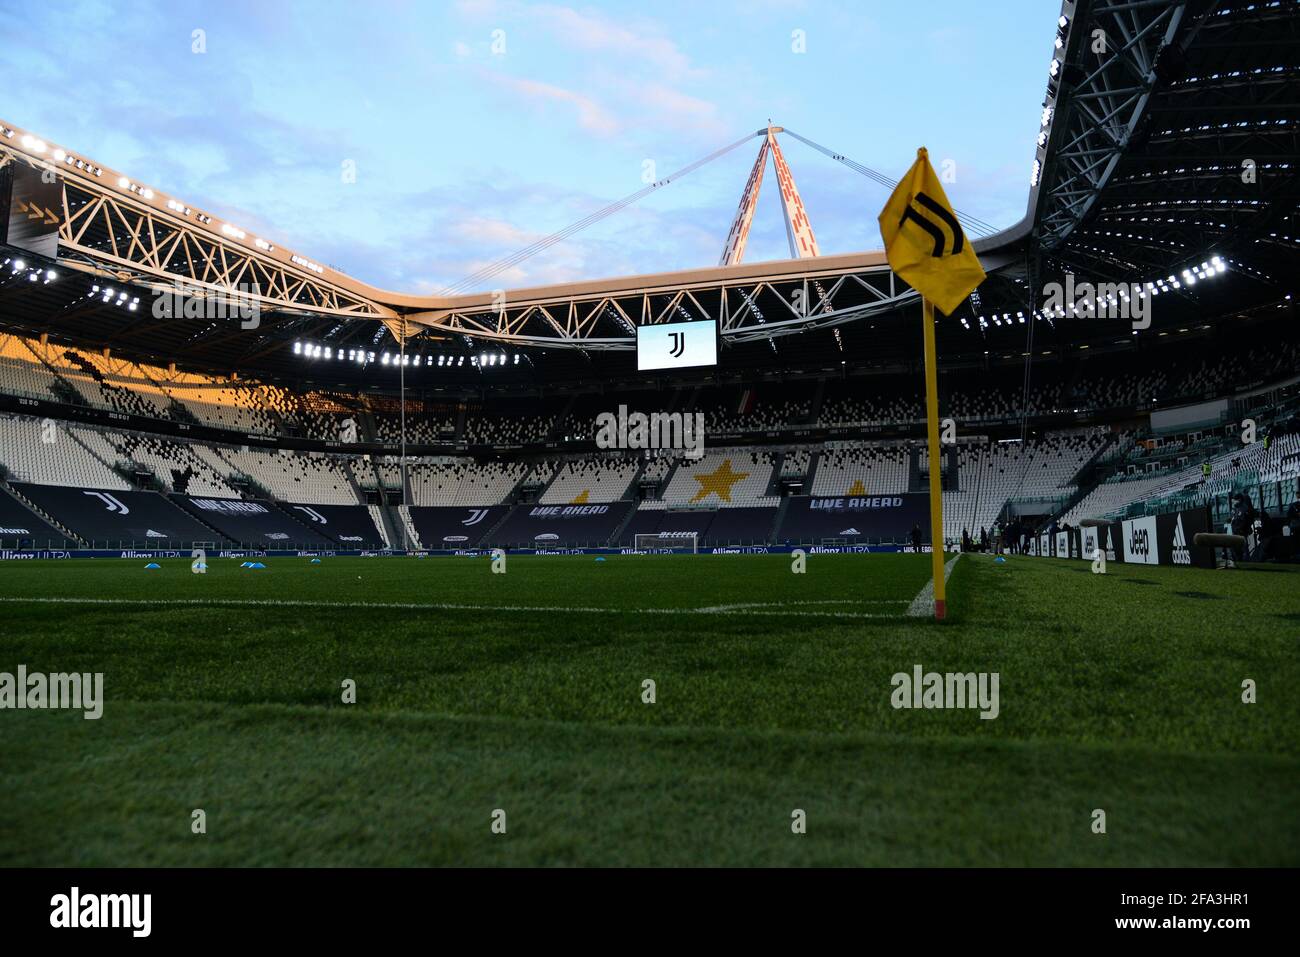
[0,0,1057,294]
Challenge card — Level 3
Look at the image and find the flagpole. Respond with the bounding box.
[921,297,946,620]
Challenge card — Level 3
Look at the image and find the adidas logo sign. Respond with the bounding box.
[1172,514,1190,565]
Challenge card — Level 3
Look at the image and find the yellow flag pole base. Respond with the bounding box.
[921,297,946,621]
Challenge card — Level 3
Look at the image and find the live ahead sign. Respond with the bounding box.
[636,319,718,372]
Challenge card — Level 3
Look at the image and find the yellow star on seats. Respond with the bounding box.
[570,489,590,504]
[848,479,866,496]
[690,459,749,504]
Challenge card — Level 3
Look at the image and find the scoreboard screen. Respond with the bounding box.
[636,319,718,372]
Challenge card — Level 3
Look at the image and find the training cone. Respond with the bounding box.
[144,562,161,569]
[248,562,266,569]
[310,558,321,564]
[994,555,1007,564]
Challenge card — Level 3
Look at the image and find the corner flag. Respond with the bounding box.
[878,147,985,316]
[879,148,986,620]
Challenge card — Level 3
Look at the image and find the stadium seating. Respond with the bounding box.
[407,459,540,507]
[812,446,909,496]
[0,489,73,547]
[173,497,333,547]
[0,415,131,490]
[490,500,635,547]
[14,484,222,545]
[539,457,638,504]
[405,504,510,548]
[280,502,388,547]
[209,447,360,504]
[1,322,1297,554]
[659,449,778,508]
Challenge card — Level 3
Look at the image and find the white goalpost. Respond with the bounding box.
[633,532,699,554]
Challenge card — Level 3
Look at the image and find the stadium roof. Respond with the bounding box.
[0,0,1294,391]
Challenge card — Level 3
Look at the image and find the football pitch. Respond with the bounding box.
[0,553,1296,867]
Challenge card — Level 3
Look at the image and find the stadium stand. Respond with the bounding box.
[405,504,509,549]
[14,484,222,546]
[659,449,779,508]
[407,459,539,507]
[1,316,1297,553]
[0,415,131,490]
[491,500,635,547]
[209,447,360,505]
[173,497,333,547]
[812,445,909,496]
[539,457,638,504]
[0,488,72,547]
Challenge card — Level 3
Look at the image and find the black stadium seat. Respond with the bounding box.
[14,484,228,546]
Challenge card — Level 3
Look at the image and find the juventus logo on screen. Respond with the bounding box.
[899,191,965,257]
[669,332,685,358]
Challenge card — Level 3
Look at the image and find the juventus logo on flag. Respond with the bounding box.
[898,192,965,257]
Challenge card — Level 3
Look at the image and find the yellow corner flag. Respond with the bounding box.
[878,147,986,316]
[879,148,986,621]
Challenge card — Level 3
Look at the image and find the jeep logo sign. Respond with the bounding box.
[1121,516,1159,565]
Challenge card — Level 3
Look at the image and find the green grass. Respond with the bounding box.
[0,553,1296,866]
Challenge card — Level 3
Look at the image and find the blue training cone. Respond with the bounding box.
[247,562,266,569]
[595,556,606,562]
[144,562,161,569]
[310,558,321,564]
[994,555,1007,564]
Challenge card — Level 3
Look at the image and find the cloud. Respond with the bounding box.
[453,1,722,144]
[488,73,621,136]
[628,82,726,137]
[530,4,703,81]
[449,215,543,247]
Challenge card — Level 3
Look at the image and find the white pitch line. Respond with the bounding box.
[694,599,908,612]
[906,553,962,618]
[0,596,907,620]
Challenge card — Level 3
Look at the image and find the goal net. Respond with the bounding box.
[634,531,699,554]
